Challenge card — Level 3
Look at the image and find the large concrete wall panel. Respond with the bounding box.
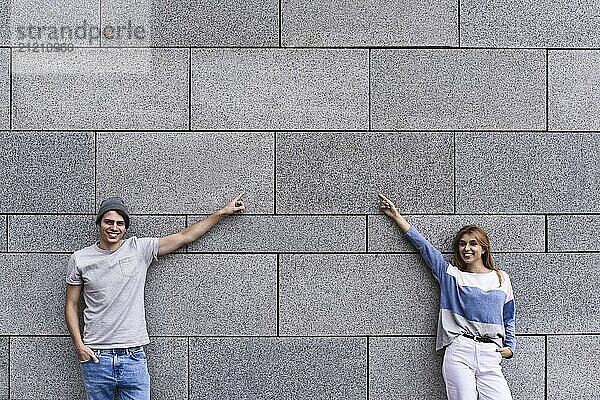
[191,49,369,130]
[145,337,189,400]
[0,132,94,213]
[547,335,600,400]
[187,215,366,253]
[0,254,68,335]
[371,49,546,131]
[12,49,189,130]
[276,132,454,214]
[461,0,600,48]
[97,132,274,214]
[282,0,458,47]
[145,254,277,336]
[102,0,279,47]
[280,254,439,335]
[9,337,85,400]
[189,337,367,400]
[0,2,9,45]
[456,133,600,214]
[549,50,600,131]
[2,0,100,46]
[8,215,96,253]
[547,215,600,252]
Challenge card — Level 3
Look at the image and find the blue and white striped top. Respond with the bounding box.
[406,227,516,355]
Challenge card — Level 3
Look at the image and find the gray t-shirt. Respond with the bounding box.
[66,237,159,349]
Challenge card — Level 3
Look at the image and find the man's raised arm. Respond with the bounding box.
[158,192,245,256]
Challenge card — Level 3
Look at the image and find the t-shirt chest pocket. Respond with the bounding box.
[119,257,138,277]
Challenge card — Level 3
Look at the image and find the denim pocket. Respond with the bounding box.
[130,350,147,362]
[119,257,137,277]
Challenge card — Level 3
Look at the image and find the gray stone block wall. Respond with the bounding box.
[549,51,600,131]
[1,1,598,399]
[547,335,600,400]
[282,0,458,47]
[191,49,369,130]
[103,0,279,47]
[96,131,274,214]
[13,49,189,130]
[547,215,600,252]
[371,49,546,131]
[0,132,95,213]
[461,0,600,48]
[276,131,454,214]
[189,337,367,399]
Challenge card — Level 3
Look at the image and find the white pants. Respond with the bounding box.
[442,335,512,400]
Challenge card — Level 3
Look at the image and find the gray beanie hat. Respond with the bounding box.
[96,197,130,228]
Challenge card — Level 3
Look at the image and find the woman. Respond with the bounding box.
[378,194,515,400]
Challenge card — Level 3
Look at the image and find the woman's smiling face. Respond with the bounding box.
[458,233,485,266]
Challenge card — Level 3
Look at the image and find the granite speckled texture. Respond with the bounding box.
[547,335,600,400]
[0,337,7,399]
[368,214,546,253]
[462,0,600,48]
[13,48,189,130]
[189,337,367,400]
[456,133,600,213]
[371,49,546,130]
[0,131,95,213]
[0,2,9,45]
[276,132,454,214]
[279,254,439,335]
[3,1,599,397]
[145,337,189,400]
[5,0,100,46]
[0,49,9,129]
[187,215,366,253]
[0,254,69,335]
[8,214,96,252]
[547,215,600,252]
[191,49,369,130]
[97,132,274,214]
[282,0,457,47]
[549,50,600,131]
[145,254,277,336]
[0,215,6,252]
[503,336,546,400]
[9,337,85,400]
[103,0,278,47]
[498,254,600,334]
[369,337,446,399]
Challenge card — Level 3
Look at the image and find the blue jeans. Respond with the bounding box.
[80,347,150,400]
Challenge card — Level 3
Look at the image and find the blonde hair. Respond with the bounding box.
[452,225,503,286]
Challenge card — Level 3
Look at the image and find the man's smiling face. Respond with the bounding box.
[97,210,126,249]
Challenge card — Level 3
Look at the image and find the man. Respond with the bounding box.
[64,193,245,399]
